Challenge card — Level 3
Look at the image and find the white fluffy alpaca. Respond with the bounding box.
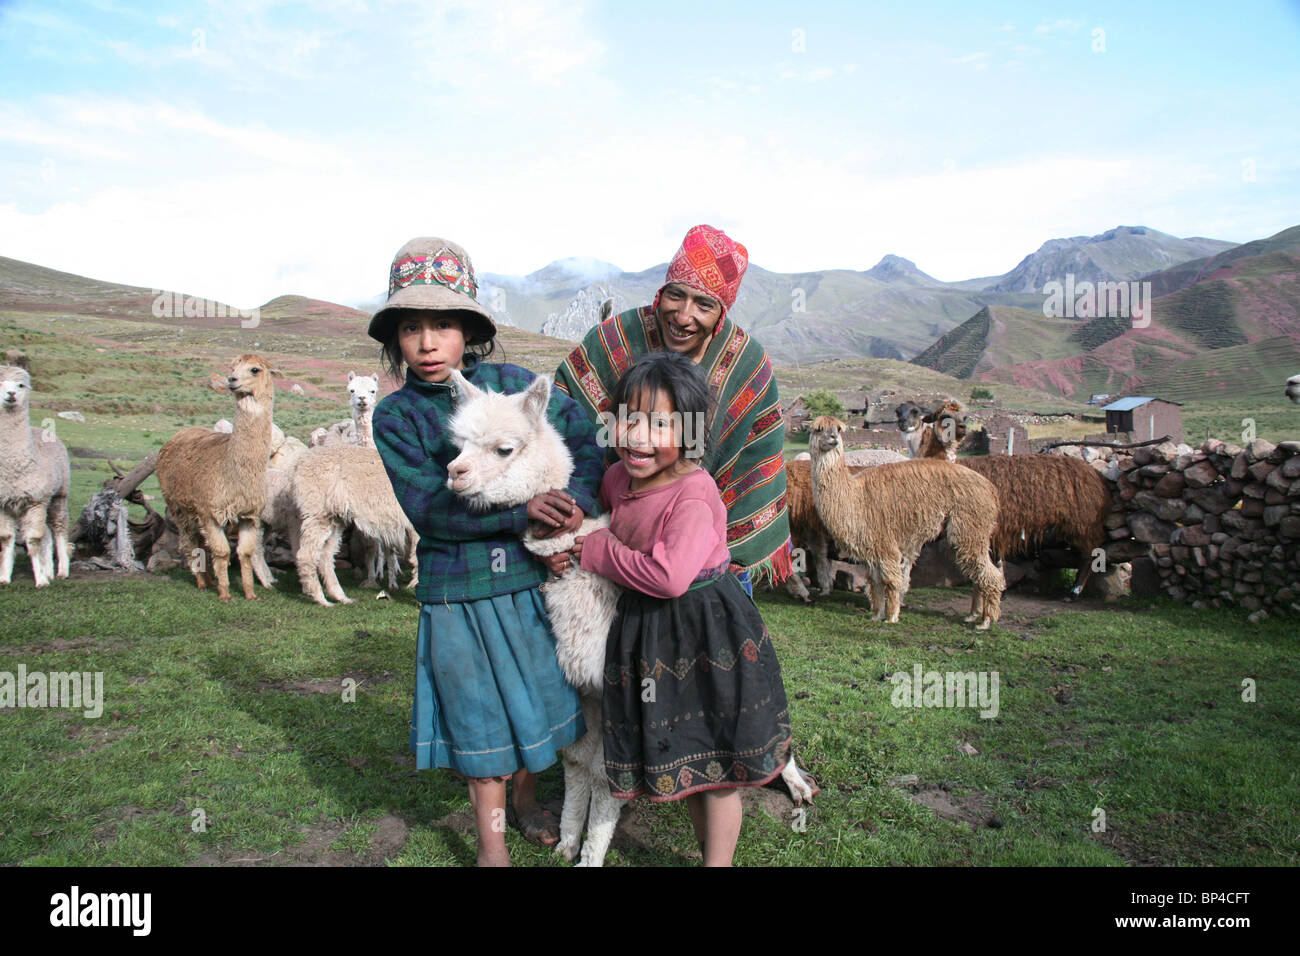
[0,363,71,586]
[444,369,815,866]
[304,372,400,591]
[309,371,379,448]
[444,369,622,866]
[1286,374,1300,404]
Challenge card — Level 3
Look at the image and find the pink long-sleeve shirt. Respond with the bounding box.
[579,460,732,599]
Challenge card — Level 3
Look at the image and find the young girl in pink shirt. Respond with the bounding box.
[565,351,793,866]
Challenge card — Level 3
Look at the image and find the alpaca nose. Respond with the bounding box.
[448,460,469,480]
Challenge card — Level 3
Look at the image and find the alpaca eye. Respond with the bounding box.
[496,447,513,457]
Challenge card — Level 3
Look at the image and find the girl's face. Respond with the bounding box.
[397,312,466,383]
[615,387,689,487]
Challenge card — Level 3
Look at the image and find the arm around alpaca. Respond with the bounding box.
[579,498,721,599]
[372,404,529,543]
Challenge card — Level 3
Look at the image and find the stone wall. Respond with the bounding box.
[1056,436,1300,621]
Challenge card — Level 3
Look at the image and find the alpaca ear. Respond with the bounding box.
[348,371,356,382]
[449,368,484,404]
[522,374,551,422]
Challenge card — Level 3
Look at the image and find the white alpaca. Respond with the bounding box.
[309,372,379,448]
[303,373,399,591]
[268,424,309,472]
[1286,374,1300,404]
[290,441,417,607]
[0,363,71,586]
[444,370,815,867]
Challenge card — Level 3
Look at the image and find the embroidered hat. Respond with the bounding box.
[367,236,498,345]
[652,224,748,336]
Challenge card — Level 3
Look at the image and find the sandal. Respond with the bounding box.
[506,804,560,848]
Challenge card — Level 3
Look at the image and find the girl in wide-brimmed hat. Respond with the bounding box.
[368,237,605,866]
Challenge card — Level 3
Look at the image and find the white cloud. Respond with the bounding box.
[1034,18,1083,35]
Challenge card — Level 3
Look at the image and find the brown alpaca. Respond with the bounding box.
[785,453,903,598]
[961,454,1112,599]
[897,400,967,461]
[807,416,1004,628]
[156,354,280,601]
[918,401,967,461]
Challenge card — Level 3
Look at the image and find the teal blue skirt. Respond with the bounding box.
[411,588,586,778]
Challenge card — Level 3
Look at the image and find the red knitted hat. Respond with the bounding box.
[653,224,748,336]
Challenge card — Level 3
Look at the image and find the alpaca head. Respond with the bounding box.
[1287,374,1300,404]
[924,400,967,446]
[807,415,847,462]
[444,369,571,512]
[0,364,32,415]
[226,354,280,397]
[895,401,925,435]
[347,371,380,412]
[226,354,280,416]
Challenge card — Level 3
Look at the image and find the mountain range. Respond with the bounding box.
[3,221,1292,409]
[911,224,1300,403]
[460,225,1239,365]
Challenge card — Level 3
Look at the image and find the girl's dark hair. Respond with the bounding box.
[610,351,717,467]
[378,309,500,383]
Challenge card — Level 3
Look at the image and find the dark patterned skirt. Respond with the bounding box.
[603,570,792,802]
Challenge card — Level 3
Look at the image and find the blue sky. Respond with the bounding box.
[1,0,1297,309]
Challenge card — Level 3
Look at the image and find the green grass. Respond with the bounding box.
[3,283,1298,867]
[2,560,1296,867]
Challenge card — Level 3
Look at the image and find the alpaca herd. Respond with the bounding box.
[3,349,1128,630]
[3,352,1124,624]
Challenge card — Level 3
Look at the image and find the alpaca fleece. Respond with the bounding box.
[962,453,1111,595]
[0,363,71,586]
[807,415,1003,627]
[155,354,276,601]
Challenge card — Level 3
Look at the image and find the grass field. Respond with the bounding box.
[3,293,1298,868]
[2,556,1296,867]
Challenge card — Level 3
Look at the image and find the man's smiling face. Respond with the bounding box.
[656,282,722,363]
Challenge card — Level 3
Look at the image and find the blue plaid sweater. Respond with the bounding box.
[373,354,605,605]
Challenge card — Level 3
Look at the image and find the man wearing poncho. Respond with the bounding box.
[553,224,793,591]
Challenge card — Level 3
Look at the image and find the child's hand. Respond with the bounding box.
[528,490,581,538]
[570,535,585,564]
[540,550,574,576]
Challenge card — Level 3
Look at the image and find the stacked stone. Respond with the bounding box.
[1054,437,1300,621]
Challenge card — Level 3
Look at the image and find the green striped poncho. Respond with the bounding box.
[554,305,793,586]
